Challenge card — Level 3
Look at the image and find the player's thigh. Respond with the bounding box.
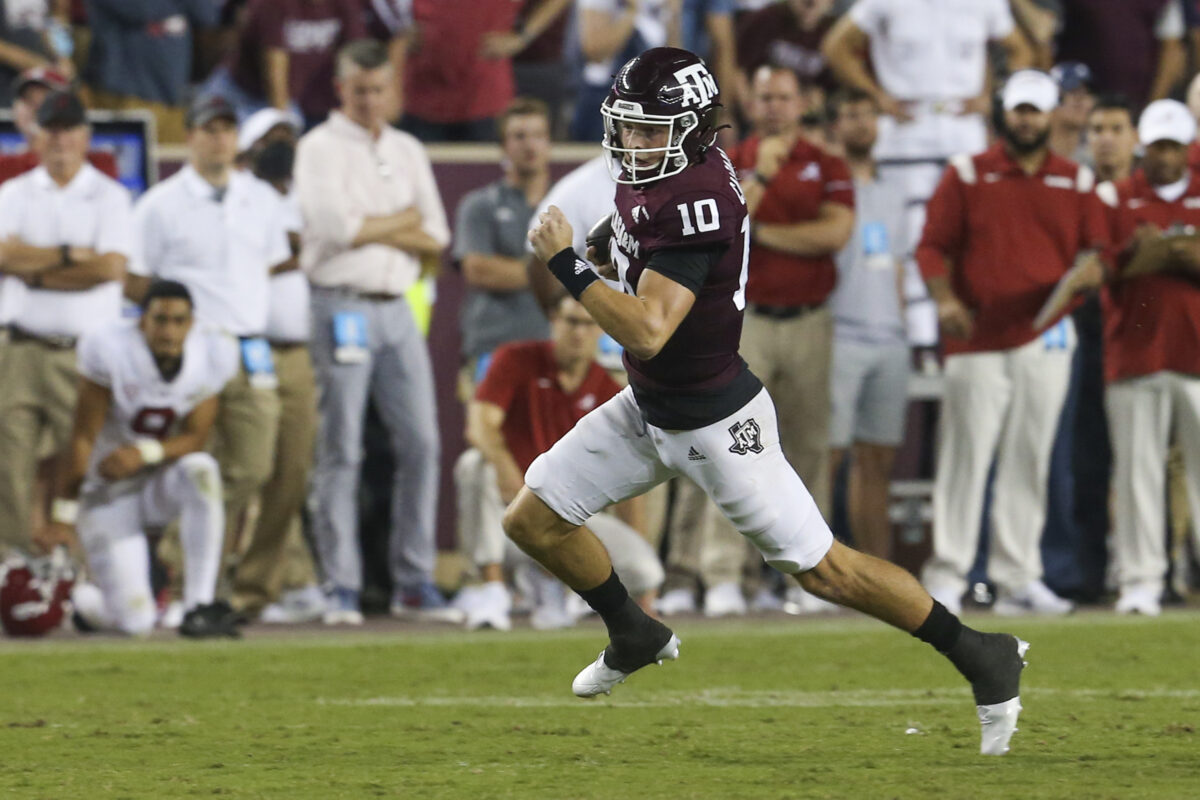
[669,388,833,573]
[854,342,911,447]
[78,494,155,634]
[525,386,674,527]
[829,338,871,449]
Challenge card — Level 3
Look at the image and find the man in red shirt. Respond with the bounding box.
[1101,99,1200,617]
[731,64,854,521]
[454,294,662,631]
[917,70,1108,616]
[0,67,118,185]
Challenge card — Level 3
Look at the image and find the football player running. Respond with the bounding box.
[519,48,1030,755]
[35,280,241,638]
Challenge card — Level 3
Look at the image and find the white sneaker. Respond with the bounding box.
[655,587,697,616]
[160,601,185,630]
[783,585,838,615]
[572,634,682,697]
[925,582,964,616]
[703,582,747,617]
[749,587,783,612]
[1115,585,1162,617]
[460,582,513,631]
[261,585,327,624]
[977,638,1030,756]
[994,580,1073,616]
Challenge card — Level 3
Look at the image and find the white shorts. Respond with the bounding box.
[525,386,833,574]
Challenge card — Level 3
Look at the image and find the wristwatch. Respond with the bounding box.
[60,244,71,266]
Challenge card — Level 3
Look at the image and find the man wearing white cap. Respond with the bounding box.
[916,70,1109,615]
[1100,99,1200,617]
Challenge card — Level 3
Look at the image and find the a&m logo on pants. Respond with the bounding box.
[727,419,764,455]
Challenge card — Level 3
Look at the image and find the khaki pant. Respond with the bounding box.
[211,358,281,592]
[84,88,187,144]
[0,341,78,550]
[231,344,317,612]
[739,307,834,516]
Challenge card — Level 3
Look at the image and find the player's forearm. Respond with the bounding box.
[753,216,853,258]
[461,253,530,291]
[38,254,126,290]
[579,280,671,361]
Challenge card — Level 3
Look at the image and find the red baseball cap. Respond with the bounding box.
[12,66,71,100]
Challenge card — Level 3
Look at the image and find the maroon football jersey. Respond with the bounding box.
[611,147,761,429]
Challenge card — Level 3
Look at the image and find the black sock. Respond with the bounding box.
[578,569,645,637]
[911,600,963,653]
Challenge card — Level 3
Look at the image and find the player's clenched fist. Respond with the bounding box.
[529,206,575,264]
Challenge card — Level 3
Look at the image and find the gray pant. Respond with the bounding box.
[309,287,440,591]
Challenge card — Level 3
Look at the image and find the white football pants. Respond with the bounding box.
[923,320,1076,597]
[1106,371,1200,594]
[78,453,225,634]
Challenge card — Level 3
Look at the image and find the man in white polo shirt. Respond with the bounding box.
[296,40,454,624]
[127,94,292,593]
[822,0,1031,346]
[0,91,132,552]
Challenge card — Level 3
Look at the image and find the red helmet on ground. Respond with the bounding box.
[0,549,75,637]
[601,47,721,185]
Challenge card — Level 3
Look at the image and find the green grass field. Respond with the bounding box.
[1,612,1197,799]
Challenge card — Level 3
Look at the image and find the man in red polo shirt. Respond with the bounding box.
[731,64,854,520]
[917,70,1108,616]
[453,294,662,631]
[1101,99,1200,617]
[0,67,118,185]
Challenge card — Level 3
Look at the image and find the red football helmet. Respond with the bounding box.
[0,548,75,637]
[601,47,721,185]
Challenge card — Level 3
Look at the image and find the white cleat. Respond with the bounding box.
[572,634,682,698]
[976,638,1030,756]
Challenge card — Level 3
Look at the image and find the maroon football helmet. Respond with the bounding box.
[0,549,75,637]
[601,47,721,185]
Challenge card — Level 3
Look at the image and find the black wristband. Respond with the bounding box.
[753,172,772,186]
[59,244,71,266]
[547,247,601,301]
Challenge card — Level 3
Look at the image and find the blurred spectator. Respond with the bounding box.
[0,0,72,107]
[402,0,564,142]
[0,66,118,183]
[731,64,854,521]
[1087,95,1138,181]
[204,0,364,128]
[84,0,222,144]
[1055,0,1186,109]
[0,90,131,552]
[1186,71,1200,168]
[227,107,323,619]
[453,97,552,396]
[1048,61,1094,162]
[454,295,663,631]
[361,0,413,121]
[1010,0,1062,69]
[916,71,1106,616]
[126,95,291,601]
[511,0,573,138]
[736,0,837,114]
[570,0,673,141]
[295,40,454,625]
[823,0,1030,347]
[826,88,910,562]
[676,0,738,140]
[1101,99,1200,617]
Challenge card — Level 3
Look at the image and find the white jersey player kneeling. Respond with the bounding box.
[35,280,241,638]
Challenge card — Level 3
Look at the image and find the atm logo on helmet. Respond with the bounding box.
[674,64,717,108]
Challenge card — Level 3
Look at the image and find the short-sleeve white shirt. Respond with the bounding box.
[527,155,616,257]
[849,0,1014,102]
[131,166,291,337]
[295,112,451,296]
[0,163,132,337]
[266,190,310,343]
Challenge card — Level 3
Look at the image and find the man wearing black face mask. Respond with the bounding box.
[916,70,1110,617]
[230,107,324,622]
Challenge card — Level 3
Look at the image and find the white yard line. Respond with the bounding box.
[316,687,1200,710]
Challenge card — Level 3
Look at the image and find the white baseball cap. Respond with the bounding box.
[1001,70,1059,112]
[237,107,302,153]
[1138,99,1196,146]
